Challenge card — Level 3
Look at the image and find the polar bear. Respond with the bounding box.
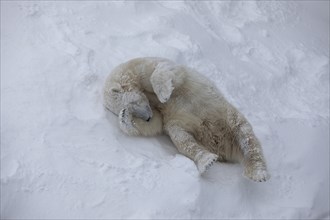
[103,57,270,182]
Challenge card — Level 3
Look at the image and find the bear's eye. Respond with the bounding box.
[111,88,120,93]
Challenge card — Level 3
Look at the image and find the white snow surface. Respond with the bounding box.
[1,1,329,219]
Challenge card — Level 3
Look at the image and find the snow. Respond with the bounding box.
[1,1,329,219]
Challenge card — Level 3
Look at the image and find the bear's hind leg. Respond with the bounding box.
[235,121,270,182]
[165,122,218,174]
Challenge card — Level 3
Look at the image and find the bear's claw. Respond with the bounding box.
[119,108,130,125]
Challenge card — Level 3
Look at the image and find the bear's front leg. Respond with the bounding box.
[150,62,185,103]
[119,108,140,136]
[165,122,218,174]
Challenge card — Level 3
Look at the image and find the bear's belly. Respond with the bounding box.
[194,119,240,162]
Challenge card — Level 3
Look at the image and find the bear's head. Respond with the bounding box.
[109,82,153,121]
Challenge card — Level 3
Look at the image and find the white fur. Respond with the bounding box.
[103,57,270,182]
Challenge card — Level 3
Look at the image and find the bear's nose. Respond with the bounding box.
[146,117,151,122]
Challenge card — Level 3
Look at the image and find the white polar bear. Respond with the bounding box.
[103,57,270,182]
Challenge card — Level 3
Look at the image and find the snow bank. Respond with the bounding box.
[1,1,329,219]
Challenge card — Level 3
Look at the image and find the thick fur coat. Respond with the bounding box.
[103,57,269,182]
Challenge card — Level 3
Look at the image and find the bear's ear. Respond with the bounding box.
[110,83,122,93]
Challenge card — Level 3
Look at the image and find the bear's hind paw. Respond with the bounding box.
[196,152,218,174]
[244,166,270,182]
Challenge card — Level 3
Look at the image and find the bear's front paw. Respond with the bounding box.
[154,79,174,103]
[119,108,139,135]
[196,152,218,174]
[119,108,132,125]
[243,164,270,182]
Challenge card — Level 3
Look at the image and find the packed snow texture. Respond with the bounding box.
[1,1,329,219]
